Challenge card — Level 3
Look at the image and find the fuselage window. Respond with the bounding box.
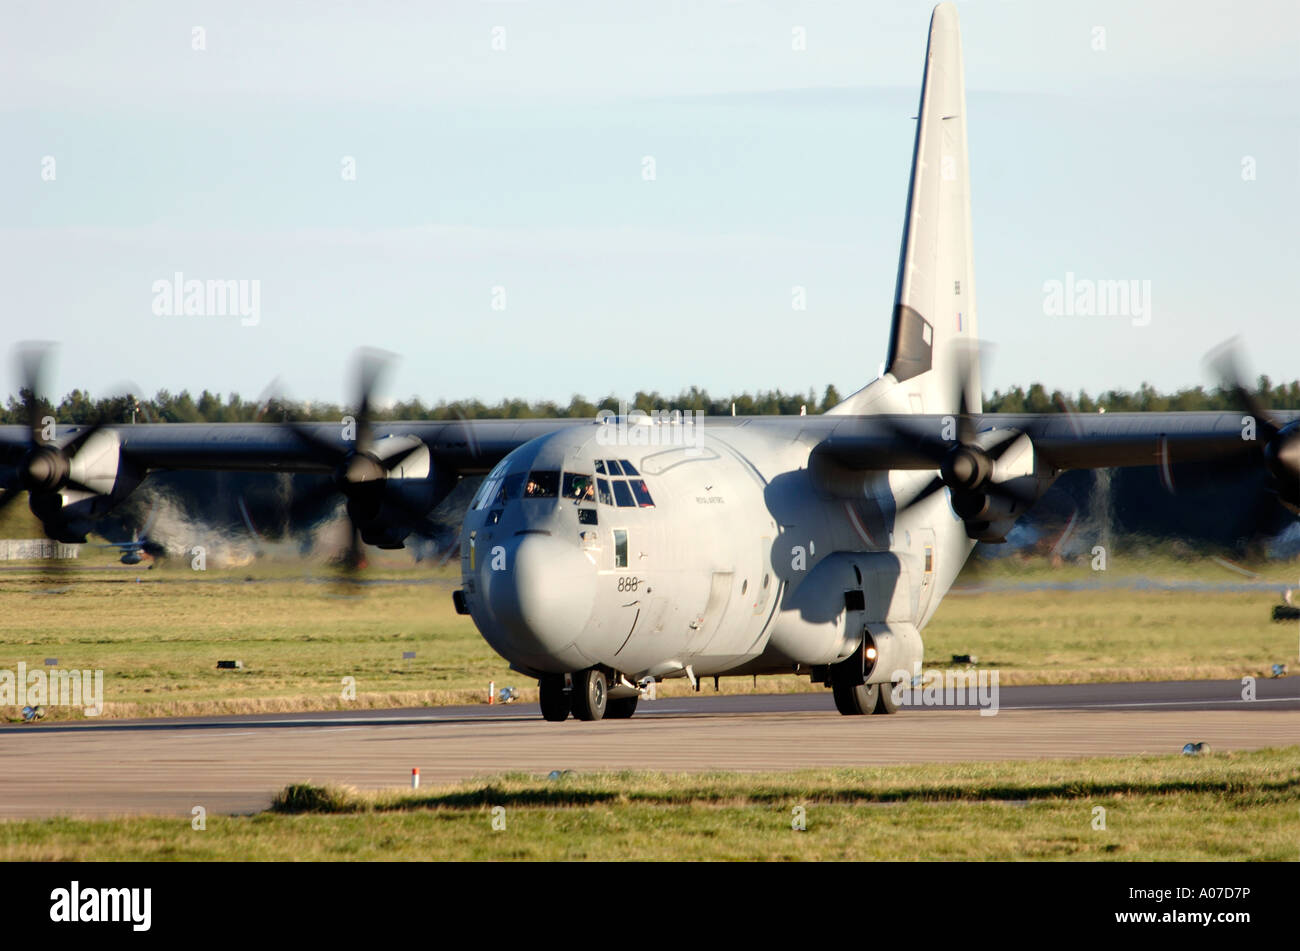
[619,459,640,476]
[628,479,654,507]
[578,508,597,525]
[596,478,613,506]
[524,470,560,498]
[612,480,635,507]
[613,529,628,568]
[605,459,624,476]
[562,472,594,502]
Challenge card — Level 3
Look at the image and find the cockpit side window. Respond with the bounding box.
[472,461,510,510]
[524,470,560,498]
[596,478,613,506]
[562,472,594,502]
[492,472,525,506]
[594,460,606,475]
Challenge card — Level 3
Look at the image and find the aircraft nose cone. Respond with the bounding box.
[477,533,597,671]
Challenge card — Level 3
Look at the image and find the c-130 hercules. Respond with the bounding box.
[2,4,1296,721]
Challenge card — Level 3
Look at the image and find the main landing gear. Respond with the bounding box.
[538,667,639,722]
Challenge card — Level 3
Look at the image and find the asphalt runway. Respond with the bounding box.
[0,678,1296,818]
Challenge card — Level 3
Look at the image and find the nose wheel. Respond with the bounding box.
[538,674,571,722]
[539,668,635,721]
[570,668,608,721]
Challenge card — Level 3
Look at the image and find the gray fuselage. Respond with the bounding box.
[460,417,972,684]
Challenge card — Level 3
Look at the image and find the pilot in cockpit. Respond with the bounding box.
[566,474,595,503]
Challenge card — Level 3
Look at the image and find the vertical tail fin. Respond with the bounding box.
[830,2,979,417]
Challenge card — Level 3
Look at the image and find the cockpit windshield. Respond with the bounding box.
[590,459,654,507]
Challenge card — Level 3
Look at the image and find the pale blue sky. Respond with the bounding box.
[2,0,1297,407]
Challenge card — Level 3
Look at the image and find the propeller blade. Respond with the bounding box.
[985,476,1039,508]
[345,523,365,574]
[350,347,396,453]
[15,341,54,444]
[289,478,343,525]
[283,419,348,465]
[452,408,482,461]
[0,483,23,513]
[1206,338,1280,440]
[870,414,953,466]
[896,474,946,513]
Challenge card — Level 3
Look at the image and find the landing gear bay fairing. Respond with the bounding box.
[2,4,1297,721]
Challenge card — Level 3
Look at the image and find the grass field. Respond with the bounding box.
[1,748,1295,860]
[0,543,1296,719]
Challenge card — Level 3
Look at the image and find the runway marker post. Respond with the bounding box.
[411,768,420,789]
[489,681,495,704]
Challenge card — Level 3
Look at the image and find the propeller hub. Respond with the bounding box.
[339,452,386,487]
[941,445,991,493]
[20,446,69,493]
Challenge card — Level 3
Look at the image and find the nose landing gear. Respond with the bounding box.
[570,668,608,721]
[538,673,571,722]
[538,667,639,721]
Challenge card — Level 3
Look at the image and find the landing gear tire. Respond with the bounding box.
[872,681,902,715]
[605,695,638,719]
[570,668,608,721]
[832,681,880,716]
[830,659,881,715]
[538,674,571,722]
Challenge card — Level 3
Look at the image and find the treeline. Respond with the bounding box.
[986,378,1300,414]
[3,379,1299,425]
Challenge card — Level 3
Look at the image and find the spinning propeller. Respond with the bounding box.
[1208,339,1300,513]
[0,343,109,527]
[881,345,1037,535]
[277,349,440,576]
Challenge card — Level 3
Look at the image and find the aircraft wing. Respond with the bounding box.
[0,418,586,476]
[3,411,1293,477]
[805,411,1300,472]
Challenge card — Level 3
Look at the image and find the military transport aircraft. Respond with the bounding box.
[2,4,1297,721]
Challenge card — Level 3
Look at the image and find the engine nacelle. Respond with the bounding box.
[956,431,1052,542]
[349,435,457,548]
[1265,422,1300,515]
[28,429,145,543]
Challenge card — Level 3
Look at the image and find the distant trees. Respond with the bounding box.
[984,376,1300,414]
[3,378,1298,424]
